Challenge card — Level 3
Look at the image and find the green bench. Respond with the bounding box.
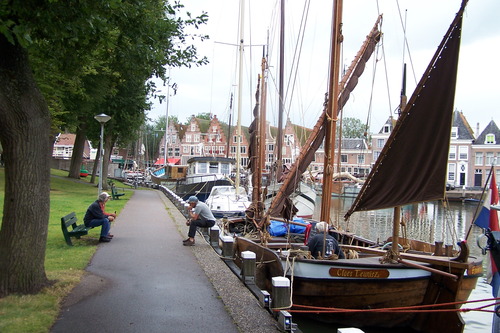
[61,212,93,246]
[111,185,125,200]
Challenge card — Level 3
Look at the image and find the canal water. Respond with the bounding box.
[294,196,495,332]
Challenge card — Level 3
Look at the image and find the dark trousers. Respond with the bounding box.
[188,219,215,238]
[87,218,110,237]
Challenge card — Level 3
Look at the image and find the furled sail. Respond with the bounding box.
[266,17,382,219]
[345,3,466,219]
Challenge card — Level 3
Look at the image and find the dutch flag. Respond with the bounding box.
[473,173,499,297]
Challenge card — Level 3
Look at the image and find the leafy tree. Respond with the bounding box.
[0,0,207,297]
[340,117,368,139]
[195,112,212,121]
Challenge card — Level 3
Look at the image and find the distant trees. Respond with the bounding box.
[0,0,208,297]
[340,117,368,139]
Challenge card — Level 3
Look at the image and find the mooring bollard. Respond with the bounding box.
[241,251,256,284]
[210,225,220,247]
[221,236,234,258]
[271,276,291,311]
[277,310,293,332]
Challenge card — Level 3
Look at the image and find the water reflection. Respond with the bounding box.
[307,196,494,333]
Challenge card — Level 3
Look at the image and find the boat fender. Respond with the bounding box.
[304,223,313,245]
[382,242,403,251]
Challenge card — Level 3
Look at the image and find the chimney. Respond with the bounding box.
[476,122,480,137]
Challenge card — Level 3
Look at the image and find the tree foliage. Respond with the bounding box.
[0,0,208,297]
[340,117,368,139]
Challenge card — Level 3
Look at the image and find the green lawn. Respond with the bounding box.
[0,168,130,333]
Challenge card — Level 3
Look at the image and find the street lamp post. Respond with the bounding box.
[94,113,111,197]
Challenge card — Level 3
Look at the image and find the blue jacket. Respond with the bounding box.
[84,200,107,226]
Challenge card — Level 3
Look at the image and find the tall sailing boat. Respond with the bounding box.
[260,0,318,220]
[232,1,483,331]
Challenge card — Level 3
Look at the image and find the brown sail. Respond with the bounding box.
[345,3,465,218]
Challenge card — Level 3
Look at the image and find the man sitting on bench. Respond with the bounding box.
[84,192,116,242]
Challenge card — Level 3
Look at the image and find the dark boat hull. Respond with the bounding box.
[234,237,480,332]
[175,177,232,202]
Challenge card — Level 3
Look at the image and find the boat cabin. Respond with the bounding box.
[186,157,234,176]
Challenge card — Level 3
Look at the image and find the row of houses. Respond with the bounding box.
[53,111,500,189]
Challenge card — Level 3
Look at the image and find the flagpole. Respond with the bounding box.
[465,164,496,240]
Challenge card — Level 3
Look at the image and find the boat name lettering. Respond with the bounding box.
[469,265,483,276]
[329,268,390,278]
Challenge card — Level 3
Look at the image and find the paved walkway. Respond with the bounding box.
[51,189,279,333]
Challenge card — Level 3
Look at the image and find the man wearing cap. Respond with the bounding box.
[183,196,215,246]
[307,222,345,259]
[84,192,117,243]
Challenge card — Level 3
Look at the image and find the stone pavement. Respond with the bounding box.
[51,189,279,333]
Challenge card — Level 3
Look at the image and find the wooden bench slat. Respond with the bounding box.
[61,212,93,246]
[111,186,125,200]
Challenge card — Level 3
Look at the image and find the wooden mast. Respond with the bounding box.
[257,52,268,220]
[275,0,285,181]
[235,0,245,195]
[390,64,407,258]
[320,0,343,222]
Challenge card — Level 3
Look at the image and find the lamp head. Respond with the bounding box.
[94,113,111,124]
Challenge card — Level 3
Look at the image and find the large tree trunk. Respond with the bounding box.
[0,36,51,296]
[68,123,88,179]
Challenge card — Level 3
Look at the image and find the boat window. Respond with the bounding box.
[198,162,208,173]
[209,162,219,173]
[220,163,229,174]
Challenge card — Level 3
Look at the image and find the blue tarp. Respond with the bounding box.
[268,218,308,236]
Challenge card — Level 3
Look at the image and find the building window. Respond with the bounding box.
[357,154,365,164]
[268,154,274,163]
[448,163,456,181]
[268,144,274,151]
[458,146,468,160]
[194,134,200,142]
[377,139,384,148]
[486,152,494,166]
[475,152,483,166]
[448,145,456,160]
[186,134,192,143]
[174,148,180,156]
[485,133,496,144]
[284,134,294,146]
[383,125,391,133]
[240,146,246,154]
[212,126,217,133]
[341,154,347,163]
[373,151,381,161]
[191,124,196,131]
[451,127,458,139]
[230,146,236,154]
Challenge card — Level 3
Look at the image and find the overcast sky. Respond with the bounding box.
[148,0,500,137]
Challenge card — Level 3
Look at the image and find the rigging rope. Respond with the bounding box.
[280,297,500,315]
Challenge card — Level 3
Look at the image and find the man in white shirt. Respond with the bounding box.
[183,196,216,246]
